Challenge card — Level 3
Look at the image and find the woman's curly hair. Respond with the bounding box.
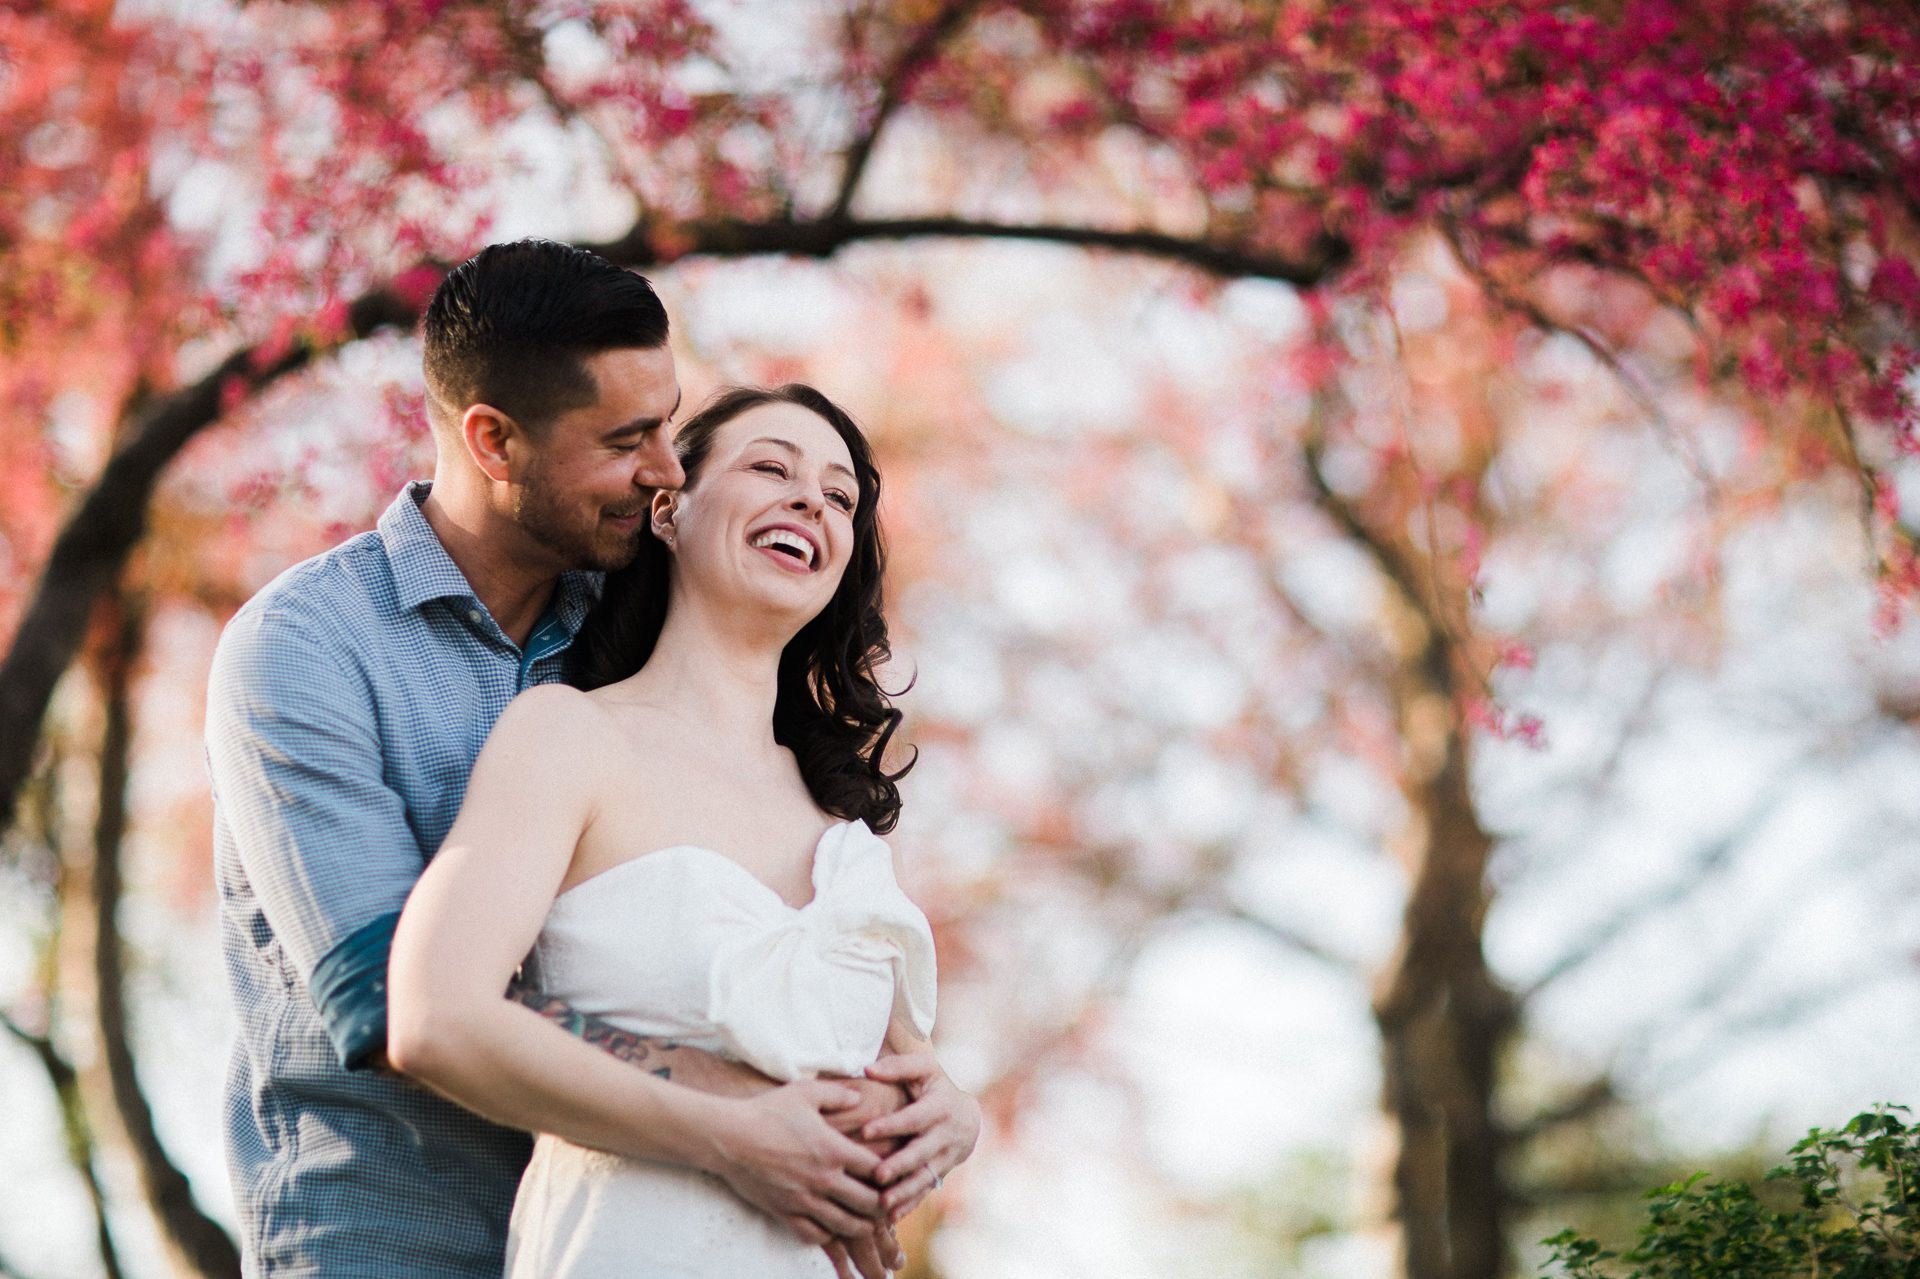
[569,383,914,832]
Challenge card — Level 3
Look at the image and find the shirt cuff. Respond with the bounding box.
[310,911,400,1072]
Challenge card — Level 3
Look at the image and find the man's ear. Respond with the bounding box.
[650,487,678,547]
[460,403,519,483]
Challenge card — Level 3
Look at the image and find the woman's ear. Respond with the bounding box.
[460,403,518,483]
[650,488,678,547]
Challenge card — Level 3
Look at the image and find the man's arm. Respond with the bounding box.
[206,608,422,1070]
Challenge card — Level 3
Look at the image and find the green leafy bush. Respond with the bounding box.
[1543,1107,1918,1278]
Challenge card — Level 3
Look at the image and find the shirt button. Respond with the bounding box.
[468,609,482,623]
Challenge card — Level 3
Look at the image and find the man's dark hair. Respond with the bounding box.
[422,239,669,433]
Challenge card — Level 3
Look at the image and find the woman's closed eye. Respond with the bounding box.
[753,459,853,511]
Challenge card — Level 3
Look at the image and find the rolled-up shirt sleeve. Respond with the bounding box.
[206,607,422,1070]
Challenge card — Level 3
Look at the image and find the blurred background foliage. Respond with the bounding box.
[2,1,1918,1276]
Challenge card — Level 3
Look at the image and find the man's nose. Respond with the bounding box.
[635,434,685,491]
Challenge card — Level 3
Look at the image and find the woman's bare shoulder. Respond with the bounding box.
[489,683,622,756]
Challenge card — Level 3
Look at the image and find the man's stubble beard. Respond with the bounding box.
[513,462,647,574]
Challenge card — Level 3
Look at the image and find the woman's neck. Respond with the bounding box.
[621,591,789,759]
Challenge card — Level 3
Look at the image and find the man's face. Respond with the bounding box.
[512,346,683,572]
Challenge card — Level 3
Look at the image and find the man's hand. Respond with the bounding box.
[708,1080,889,1243]
[824,1073,912,1157]
[816,1076,910,1277]
[823,1230,908,1279]
[861,1051,983,1223]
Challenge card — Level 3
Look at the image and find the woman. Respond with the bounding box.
[389,385,978,1276]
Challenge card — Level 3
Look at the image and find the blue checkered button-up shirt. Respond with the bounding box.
[207,483,599,1277]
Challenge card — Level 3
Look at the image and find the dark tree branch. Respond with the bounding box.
[1511,1075,1620,1145]
[1516,767,1801,1002]
[589,213,1348,286]
[1441,216,1720,496]
[0,213,1347,845]
[1608,843,1900,1086]
[0,285,425,838]
[0,1008,124,1279]
[1214,901,1368,976]
[1299,410,1461,702]
[825,0,988,222]
[1511,1163,1684,1210]
[1659,963,1906,1081]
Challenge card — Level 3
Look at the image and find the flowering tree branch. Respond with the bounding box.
[0,212,1345,840]
[824,0,989,222]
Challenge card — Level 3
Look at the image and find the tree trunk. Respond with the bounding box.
[1373,627,1515,1279]
[0,1004,125,1279]
[0,286,421,842]
[68,589,243,1278]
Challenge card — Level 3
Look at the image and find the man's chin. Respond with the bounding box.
[520,523,639,575]
[580,531,645,573]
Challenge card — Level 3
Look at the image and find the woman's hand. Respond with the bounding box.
[708,1080,890,1241]
[860,1051,982,1223]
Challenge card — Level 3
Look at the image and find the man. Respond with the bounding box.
[207,240,958,1277]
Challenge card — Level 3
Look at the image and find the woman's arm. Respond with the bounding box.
[387,685,886,1241]
[512,986,777,1096]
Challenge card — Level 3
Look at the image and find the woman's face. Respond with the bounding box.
[654,401,861,626]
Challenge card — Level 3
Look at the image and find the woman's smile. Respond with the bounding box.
[748,523,821,572]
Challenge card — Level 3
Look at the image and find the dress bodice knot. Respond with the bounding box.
[706,819,937,1080]
[529,819,936,1082]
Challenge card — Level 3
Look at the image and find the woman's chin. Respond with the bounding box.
[705,579,832,635]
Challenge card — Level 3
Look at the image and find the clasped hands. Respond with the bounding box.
[715,1051,981,1279]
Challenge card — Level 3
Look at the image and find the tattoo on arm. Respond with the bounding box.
[514,986,677,1079]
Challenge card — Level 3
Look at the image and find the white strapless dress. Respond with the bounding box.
[505,819,938,1279]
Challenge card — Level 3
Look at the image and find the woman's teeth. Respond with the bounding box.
[750,529,815,568]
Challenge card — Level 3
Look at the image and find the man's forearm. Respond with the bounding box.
[513,987,777,1098]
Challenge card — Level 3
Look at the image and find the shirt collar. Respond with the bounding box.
[378,482,479,613]
[377,482,603,635]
